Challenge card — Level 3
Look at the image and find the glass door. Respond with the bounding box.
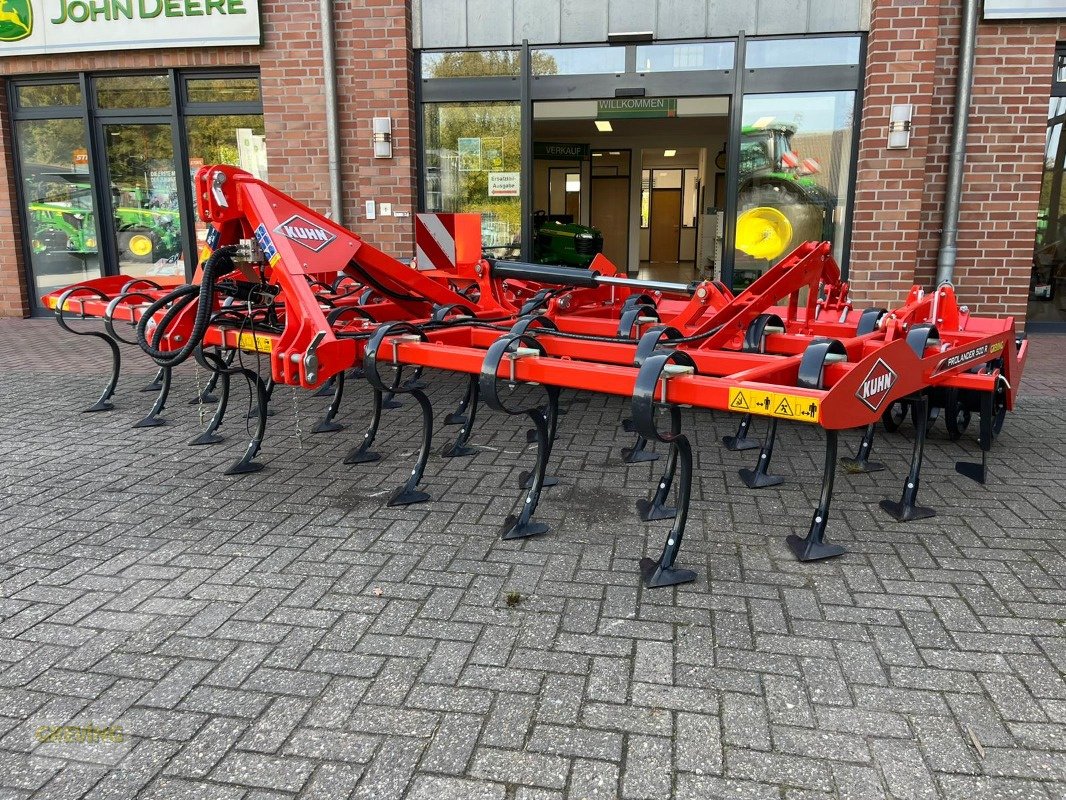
[99,122,183,279]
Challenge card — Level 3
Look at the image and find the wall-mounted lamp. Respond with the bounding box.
[372,116,393,158]
[887,104,913,149]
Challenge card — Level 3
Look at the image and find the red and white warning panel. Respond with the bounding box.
[414,213,482,273]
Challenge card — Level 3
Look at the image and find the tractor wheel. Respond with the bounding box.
[737,182,826,261]
[118,229,161,263]
[881,400,907,433]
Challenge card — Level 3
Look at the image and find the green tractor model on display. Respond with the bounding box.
[532,209,604,268]
[734,122,836,275]
[26,170,181,265]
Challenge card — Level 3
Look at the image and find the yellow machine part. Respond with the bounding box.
[128,234,154,257]
[736,206,793,261]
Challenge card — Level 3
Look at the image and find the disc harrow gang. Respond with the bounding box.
[42,165,1029,590]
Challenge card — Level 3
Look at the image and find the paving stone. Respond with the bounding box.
[1,323,1064,799]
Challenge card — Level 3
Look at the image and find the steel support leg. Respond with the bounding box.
[880,395,936,521]
[786,429,846,561]
[85,333,121,413]
[248,377,276,418]
[311,370,345,434]
[519,393,560,489]
[133,366,171,428]
[739,417,784,488]
[722,413,760,451]
[639,429,696,588]
[387,389,433,506]
[344,389,383,464]
[955,389,994,484]
[441,376,480,458]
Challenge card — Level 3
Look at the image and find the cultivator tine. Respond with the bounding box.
[141,367,165,393]
[621,434,659,464]
[344,389,383,464]
[480,334,557,539]
[55,287,122,413]
[636,405,681,520]
[188,350,231,446]
[247,377,276,418]
[444,374,476,426]
[739,417,784,489]
[132,366,171,428]
[312,375,336,398]
[311,370,345,434]
[387,388,433,506]
[722,413,760,451]
[225,367,268,475]
[440,376,480,458]
[955,387,994,484]
[880,394,936,521]
[518,399,560,489]
[381,391,402,410]
[631,350,698,588]
[839,423,886,473]
[787,429,846,560]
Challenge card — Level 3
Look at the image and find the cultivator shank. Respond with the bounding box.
[44,166,1028,589]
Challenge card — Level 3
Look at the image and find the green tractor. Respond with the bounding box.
[734,122,836,270]
[26,170,181,265]
[532,210,604,268]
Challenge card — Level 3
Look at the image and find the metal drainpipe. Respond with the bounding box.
[935,0,979,286]
[319,0,343,224]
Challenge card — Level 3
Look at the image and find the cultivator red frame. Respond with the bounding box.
[44,165,1028,588]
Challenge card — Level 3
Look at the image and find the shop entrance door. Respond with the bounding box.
[649,188,682,263]
[99,122,183,280]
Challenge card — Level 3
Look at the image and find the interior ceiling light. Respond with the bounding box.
[592,152,603,157]
[595,120,613,132]
[664,149,677,157]
[609,150,621,155]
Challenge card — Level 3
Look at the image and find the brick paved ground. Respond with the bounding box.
[0,318,1063,800]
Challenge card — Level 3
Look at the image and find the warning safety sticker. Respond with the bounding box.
[728,388,820,423]
[238,332,273,353]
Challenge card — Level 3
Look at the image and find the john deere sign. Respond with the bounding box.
[0,0,259,55]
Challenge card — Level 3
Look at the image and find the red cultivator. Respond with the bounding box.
[44,166,1028,588]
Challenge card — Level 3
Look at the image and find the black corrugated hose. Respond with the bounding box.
[136,246,238,368]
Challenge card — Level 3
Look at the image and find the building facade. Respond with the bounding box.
[0,0,1063,329]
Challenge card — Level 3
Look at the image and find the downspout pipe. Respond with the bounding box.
[936,0,979,285]
[319,0,343,224]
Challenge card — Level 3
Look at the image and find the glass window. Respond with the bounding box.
[18,83,82,108]
[96,75,171,109]
[186,114,268,253]
[683,169,699,228]
[101,123,183,278]
[186,77,262,104]
[423,102,522,258]
[732,91,856,289]
[422,50,520,78]
[532,47,626,76]
[16,118,102,301]
[745,37,861,69]
[635,42,735,73]
[1028,96,1066,323]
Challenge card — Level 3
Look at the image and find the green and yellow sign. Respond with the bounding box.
[596,98,677,119]
[0,0,32,42]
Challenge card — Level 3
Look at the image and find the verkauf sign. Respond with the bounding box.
[0,0,260,57]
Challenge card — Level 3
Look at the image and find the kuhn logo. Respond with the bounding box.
[274,215,336,252]
[856,358,898,412]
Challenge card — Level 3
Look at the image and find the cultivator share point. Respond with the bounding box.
[43,166,1029,589]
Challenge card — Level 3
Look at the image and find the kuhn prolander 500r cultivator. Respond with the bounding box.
[43,166,1028,589]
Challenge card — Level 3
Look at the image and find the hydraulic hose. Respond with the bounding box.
[136,246,237,368]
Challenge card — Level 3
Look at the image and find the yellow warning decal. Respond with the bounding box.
[728,388,820,424]
[238,332,273,353]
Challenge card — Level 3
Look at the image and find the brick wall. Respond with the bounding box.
[0,0,416,317]
[850,0,1059,321]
